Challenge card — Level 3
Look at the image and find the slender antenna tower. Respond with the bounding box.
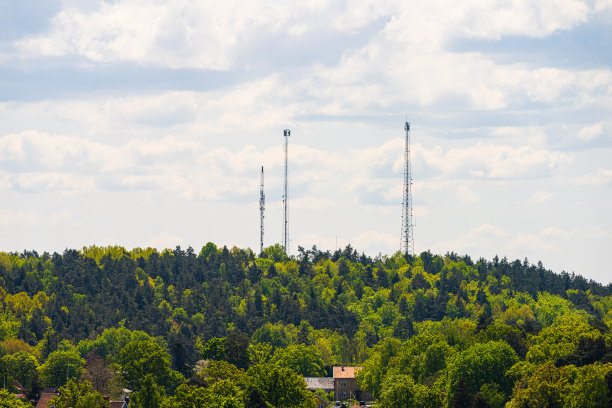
[283,129,290,255]
[401,121,415,255]
[260,166,265,254]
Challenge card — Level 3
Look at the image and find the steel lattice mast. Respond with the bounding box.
[283,129,290,255]
[259,166,265,254]
[401,121,415,256]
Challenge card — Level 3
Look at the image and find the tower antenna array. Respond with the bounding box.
[282,129,290,255]
[401,121,415,255]
[260,166,265,254]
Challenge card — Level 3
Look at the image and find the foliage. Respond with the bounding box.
[132,374,164,408]
[271,344,326,377]
[38,345,85,387]
[1,245,612,406]
[446,341,519,399]
[506,362,570,408]
[49,379,108,408]
[357,338,402,397]
[197,360,246,386]
[246,363,315,408]
[119,339,173,391]
[0,389,31,408]
[165,382,244,408]
[379,374,441,408]
[0,351,39,394]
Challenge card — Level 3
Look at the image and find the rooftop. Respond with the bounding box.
[333,366,362,379]
[304,377,335,390]
[36,392,59,408]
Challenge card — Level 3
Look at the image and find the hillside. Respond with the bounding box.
[1,244,612,407]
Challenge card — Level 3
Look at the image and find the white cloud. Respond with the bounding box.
[419,143,571,179]
[595,0,612,11]
[455,185,479,204]
[577,123,603,142]
[528,190,553,204]
[575,168,612,186]
[508,233,560,253]
[540,227,571,238]
[13,0,599,71]
[431,223,506,253]
[15,0,393,69]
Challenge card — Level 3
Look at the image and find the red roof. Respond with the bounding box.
[36,393,59,408]
[333,366,362,379]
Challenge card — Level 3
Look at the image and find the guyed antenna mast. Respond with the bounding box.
[260,166,265,254]
[282,129,290,255]
[401,121,415,255]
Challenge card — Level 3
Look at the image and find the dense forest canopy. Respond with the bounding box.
[1,243,612,407]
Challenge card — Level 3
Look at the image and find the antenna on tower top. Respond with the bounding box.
[283,129,290,255]
[260,166,265,255]
[401,120,415,256]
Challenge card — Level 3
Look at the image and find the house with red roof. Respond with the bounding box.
[332,366,372,403]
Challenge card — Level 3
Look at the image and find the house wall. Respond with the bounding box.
[334,378,372,402]
[334,378,358,401]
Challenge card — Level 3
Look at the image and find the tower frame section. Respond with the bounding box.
[401,121,415,255]
[260,166,265,254]
[283,129,290,255]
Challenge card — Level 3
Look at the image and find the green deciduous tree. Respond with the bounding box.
[526,314,598,364]
[132,374,164,408]
[447,341,519,402]
[119,339,172,391]
[248,342,273,365]
[271,344,325,377]
[507,362,570,408]
[0,351,39,395]
[198,360,245,386]
[380,374,441,408]
[49,379,108,408]
[0,389,32,408]
[244,388,267,408]
[565,363,612,408]
[165,381,244,408]
[357,337,402,398]
[246,363,314,408]
[38,343,85,387]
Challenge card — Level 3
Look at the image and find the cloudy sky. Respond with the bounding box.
[1,0,611,283]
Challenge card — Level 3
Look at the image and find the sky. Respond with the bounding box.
[1,0,611,284]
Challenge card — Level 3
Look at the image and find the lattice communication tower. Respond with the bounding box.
[259,166,265,254]
[401,121,415,255]
[282,129,290,255]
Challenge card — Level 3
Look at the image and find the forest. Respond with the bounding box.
[1,243,612,407]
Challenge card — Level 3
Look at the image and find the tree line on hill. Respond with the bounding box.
[1,243,612,407]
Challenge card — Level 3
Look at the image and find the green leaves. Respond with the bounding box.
[0,351,38,394]
[119,339,172,391]
[49,380,108,408]
[270,344,326,377]
[379,374,440,408]
[38,345,85,388]
[447,341,519,398]
[246,363,315,408]
[0,389,32,408]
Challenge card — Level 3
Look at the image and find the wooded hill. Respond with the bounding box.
[1,244,612,407]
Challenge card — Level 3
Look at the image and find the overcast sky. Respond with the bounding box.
[1,0,611,284]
